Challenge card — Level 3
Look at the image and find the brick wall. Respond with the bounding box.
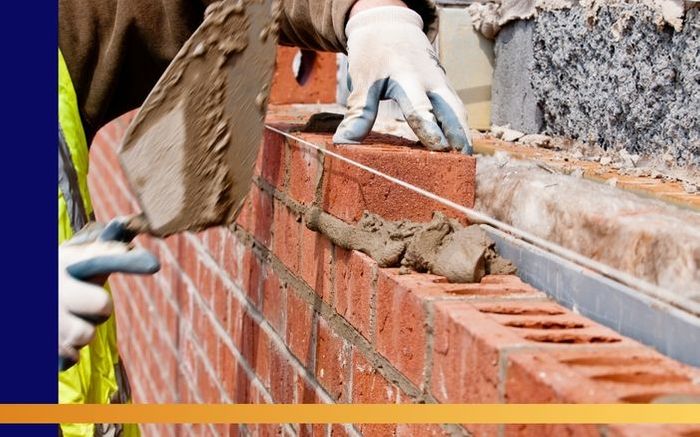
[87,53,700,437]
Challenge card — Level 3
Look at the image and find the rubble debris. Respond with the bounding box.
[519,133,554,148]
[491,124,526,142]
[683,181,699,194]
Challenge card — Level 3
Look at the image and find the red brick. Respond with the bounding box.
[505,348,700,404]
[180,238,202,284]
[321,138,476,223]
[296,372,322,404]
[228,295,245,350]
[504,424,600,437]
[218,341,239,397]
[240,313,271,391]
[222,229,245,285]
[330,424,350,436]
[299,222,334,302]
[235,195,253,232]
[209,228,229,266]
[256,129,286,188]
[197,366,222,404]
[607,424,700,437]
[236,186,274,246]
[351,347,398,404]
[396,424,449,437]
[316,318,351,402]
[471,300,632,347]
[257,423,284,437]
[288,140,323,205]
[431,301,526,405]
[351,348,399,436]
[232,361,253,404]
[269,47,337,105]
[227,424,242,437]
[335,249,376,340]
[178,276,193,322]
[177,368,196,403]
[286,288,314,366]
[298,423,328,437]
[272,201,301,274]
[262,265,286,336]
[249,185,274,246]
[211,274,229,327]
[436,275,545,299]
[375,270,438,387]
[242,249,263,305]
[269,345,296,404]
[203,315,219,363]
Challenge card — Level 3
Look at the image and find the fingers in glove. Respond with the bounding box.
[385,79,450,151]
[65,222,107,246]
[62,280,113,323]
[61,312,98,349]
[99,216,142,243]
[66,248,160,281]
[427,88,473,154]
[333,79,385,144]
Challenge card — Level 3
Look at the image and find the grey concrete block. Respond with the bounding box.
[492,20,544,133]
[491,6,699,167]
[532,6,700,166]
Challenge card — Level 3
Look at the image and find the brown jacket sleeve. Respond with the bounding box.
[277,0,437,51]
[59,0,437,142]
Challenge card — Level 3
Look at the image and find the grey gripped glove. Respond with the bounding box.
[58,218,159,371]
[333,6,473,154]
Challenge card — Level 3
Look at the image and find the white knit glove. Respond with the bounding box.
[333,6,473,153]
[59,219,159,371]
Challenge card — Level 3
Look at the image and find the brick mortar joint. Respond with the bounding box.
[232,225,424,401]
[157,235,274,404]
[369,263,378,346]
[113,275,193,402]
[235,226,477,435]
[423,302,436,397]
[183,231,339,407]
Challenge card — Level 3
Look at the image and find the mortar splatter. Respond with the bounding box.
[305,207,516,283]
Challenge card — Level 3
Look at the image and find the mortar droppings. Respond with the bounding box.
[305,207,516,283]
[119,0,280,237]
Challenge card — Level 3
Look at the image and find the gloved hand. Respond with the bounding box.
[333,6,473,154]
[59,218,159,371]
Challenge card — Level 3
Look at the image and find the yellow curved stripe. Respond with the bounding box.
[0,404,698,424]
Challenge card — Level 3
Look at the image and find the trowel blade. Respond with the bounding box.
[117,0,280,237]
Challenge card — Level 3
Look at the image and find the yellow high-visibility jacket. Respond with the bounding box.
[58,49,139,437]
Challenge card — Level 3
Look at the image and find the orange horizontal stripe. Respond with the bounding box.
[0,404,698,424]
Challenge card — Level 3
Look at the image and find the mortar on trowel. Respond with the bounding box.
[117,0,281,238]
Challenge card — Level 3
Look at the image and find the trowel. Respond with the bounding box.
[117,0,280,237]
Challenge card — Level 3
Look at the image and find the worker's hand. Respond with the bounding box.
[333,6,473,154]
[59,218,159,371]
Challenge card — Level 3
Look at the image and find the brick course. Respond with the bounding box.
[88,102,700,437]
